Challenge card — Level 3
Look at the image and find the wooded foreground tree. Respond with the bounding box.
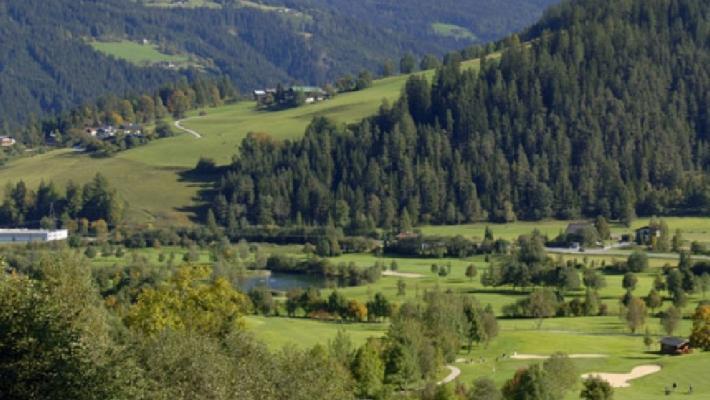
[125,265,251,337]
[468,377,502,400]
[0,254,145,399]
[689,304,710,350]
[580,376,613,400]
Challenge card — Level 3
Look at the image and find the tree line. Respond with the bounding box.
[0,174,125,228]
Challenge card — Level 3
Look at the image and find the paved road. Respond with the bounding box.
[546,246,710,261]
[174,117,202,138]
[437,365,461,385]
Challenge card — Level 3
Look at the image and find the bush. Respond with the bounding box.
[627,251,649,272]
[84,246,97,259]
[580,376,613,400]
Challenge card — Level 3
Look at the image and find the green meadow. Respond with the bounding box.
[419,217,710,245]
[90,40,192,66]
[431,22,477,41]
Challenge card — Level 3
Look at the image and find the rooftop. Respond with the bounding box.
[660,337,689,347]
[0,228,68,234]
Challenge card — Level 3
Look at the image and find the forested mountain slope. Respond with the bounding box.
[301,0,557,45]
[212,0,710,229]
[0,0,555,130]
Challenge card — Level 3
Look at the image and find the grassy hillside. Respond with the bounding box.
[90,40,193,67]
[0,58,485,226]
[431,23,477,41]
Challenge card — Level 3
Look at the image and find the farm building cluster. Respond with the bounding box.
[85,124,144,141]
[556,221,669,250]
[253,85,329,108]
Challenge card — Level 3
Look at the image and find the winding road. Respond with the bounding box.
[437,365,461,385]
[174,117,202,138]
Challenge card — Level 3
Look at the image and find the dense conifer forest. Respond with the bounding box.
[211,0,710,228]
[0,0,553,130]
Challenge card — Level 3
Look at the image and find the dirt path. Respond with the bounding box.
[437,365,461,385]
[382,270,423,278]
[581,365,661,388]
[174,117,202,138]
[510,353,607,360]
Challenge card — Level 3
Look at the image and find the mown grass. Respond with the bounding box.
[244,312,710,399]
[243,315,387,349]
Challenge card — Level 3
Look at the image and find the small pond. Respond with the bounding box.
[237,271,334,292]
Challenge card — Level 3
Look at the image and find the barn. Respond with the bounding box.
[660,337,691,355]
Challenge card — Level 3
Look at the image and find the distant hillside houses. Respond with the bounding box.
[85,124,144,141]
[0,136,16,147]
[254,85,329,108]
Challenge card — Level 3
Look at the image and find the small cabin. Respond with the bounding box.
[660,337,691,355]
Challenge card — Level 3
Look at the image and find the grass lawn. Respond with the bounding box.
[244,315,387,349]
[455,317,709,400]
[245,312,710,399]
[420,220,573,241]
[90,40,191,66]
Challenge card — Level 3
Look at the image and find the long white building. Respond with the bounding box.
[0,229,69,243]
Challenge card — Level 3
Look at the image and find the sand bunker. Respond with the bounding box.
[510,353,607,360]
[382,270,423,278]
[581,365,662,388]
[437,365,461,385]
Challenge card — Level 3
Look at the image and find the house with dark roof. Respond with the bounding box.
[636,226,661,245]
[565,222,592,237]
[660,337,691,355]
